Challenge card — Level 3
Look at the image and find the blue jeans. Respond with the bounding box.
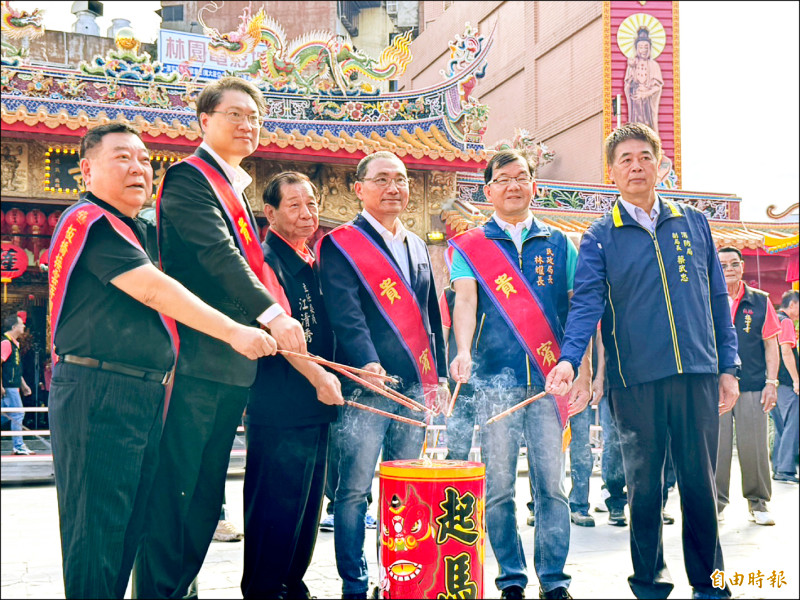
[1,387,25,450]
[598,399,627,512]
[333,387,425,595]
[773,385,799,476]
[568,406,594,514]
[479,386,570,593]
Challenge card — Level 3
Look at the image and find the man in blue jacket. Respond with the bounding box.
[449,149,592,600]
[547,123,740,600]
[318,151,449,599]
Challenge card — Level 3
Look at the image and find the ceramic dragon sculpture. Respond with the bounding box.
[1,1,45,66]
[199,3,412,94]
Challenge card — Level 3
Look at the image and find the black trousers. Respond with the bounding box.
[49,362,165,599]
[609,374,729,599]
[132,374,248,599]
[241,422,329,598]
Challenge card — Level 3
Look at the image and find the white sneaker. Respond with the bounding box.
[213,519,244,541]
[749,510,775,526]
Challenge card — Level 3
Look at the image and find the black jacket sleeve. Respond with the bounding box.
[158,161,276,323]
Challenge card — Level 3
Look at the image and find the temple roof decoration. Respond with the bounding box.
[492,128,556,173]
[1,16,495,167]
[442,193,797,252]
[79,28,179,84]
[1,0,44,66]
[764,202,799,255]
[199,5,413,95]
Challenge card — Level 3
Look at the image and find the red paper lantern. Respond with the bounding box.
[5,208,26,234]
[48,210,62,230]
[26,209,47,231]
[1,242,28,280]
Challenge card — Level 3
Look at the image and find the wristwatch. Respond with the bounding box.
[720,366,741,379]
[765,378,779,387]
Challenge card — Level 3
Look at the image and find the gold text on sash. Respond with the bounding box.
[494,273,517,299]
[536,341,557,367]
[419,348,431,374]
[237,217,253,244]
[380,277,401,305]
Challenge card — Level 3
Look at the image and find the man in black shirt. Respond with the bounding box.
[48,122,277,599]
[242,172,344,598]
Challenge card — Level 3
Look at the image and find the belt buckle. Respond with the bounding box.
[161,368,174,386]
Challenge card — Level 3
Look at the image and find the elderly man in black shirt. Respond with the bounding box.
[242,172,344,599]
[48,122,277,599]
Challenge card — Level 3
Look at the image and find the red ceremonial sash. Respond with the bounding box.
[450,227,572,445]
[156,155,272,287]
[48,201,180,421]
[326,224,439,402]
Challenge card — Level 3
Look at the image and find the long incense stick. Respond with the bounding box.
[382,385,433,414]
[278,349,432,414]
[278,350,397,383]
[445,381,462,418]
[330,364,422,412]
[486,391,548,425]
[346,401,426,427]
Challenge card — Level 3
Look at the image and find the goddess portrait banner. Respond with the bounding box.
[604,0,681,187]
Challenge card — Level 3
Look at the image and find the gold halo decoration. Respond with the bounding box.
[617,13,666,60]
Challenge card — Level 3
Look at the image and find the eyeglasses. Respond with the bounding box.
[209,110,264,127]
[488,175,533,187]
[361,176,409,188]
[720,262,742,270]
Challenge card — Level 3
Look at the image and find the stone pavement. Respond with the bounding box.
[2,456,798,599]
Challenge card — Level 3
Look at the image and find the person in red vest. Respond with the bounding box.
[715,247,781,525]
[449,149,592,600]
[48,122,276,599]
[132,77,306,599]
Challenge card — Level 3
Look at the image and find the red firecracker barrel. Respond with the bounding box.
[379,459,485,599]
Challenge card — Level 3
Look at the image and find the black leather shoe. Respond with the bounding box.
[540,586,572,599]
[608,507,627,526]
[501,585,525,599]
[662,509,675,525]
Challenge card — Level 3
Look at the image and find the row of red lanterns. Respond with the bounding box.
[2,208,62,235]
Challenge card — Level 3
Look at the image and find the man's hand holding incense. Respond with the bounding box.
[450,351,472,384]
[361,362,389,389]
[268,313,307,354]
[313,370,344,406]
[546,360,574,397]
[229,325,278,360]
